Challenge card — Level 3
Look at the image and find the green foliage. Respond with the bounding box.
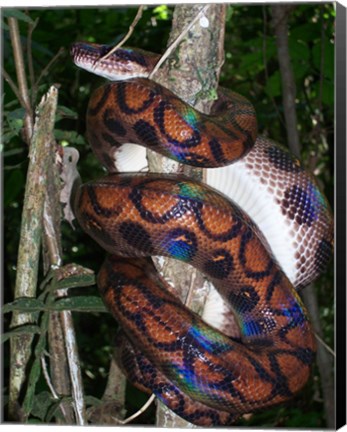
[2,264,100,419]
[222,3,335,161]
[2,324,41,344]
[30,391,59,422]
[2,8,35,24]
[3,4,334,428]
[153,5,172,21]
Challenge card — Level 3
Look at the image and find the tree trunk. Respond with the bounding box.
[271,5,301,158]
[9,86,58,421]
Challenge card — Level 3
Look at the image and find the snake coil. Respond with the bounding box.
[71,42,333,426]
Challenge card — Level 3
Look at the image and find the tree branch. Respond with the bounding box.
[8,17,33,144]
[42,148,87,425]
[27,16,39,102]
[271,5,301,157]
[96,6,144,65]
[9,85,58,420]
[148,4,210,79]
[2,67,29,110]
[34,47,65,94]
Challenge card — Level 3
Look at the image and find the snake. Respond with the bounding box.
[70,41,333,426]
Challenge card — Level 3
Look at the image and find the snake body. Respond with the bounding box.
[71,42,333,426]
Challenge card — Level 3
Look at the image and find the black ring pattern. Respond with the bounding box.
[117,81,155,115]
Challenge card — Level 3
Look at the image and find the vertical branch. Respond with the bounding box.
[41,101,73,425]
[9,86,58,420]
[147,4,226,426]
[43,151,86,424]
[271,5,301,157]
[27,17,39,105]
[8,17,33,144]
[271,5,334,428]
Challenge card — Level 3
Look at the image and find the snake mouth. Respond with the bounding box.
[71,41,159,81]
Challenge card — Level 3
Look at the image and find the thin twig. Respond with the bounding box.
[34,47,65,90]
[8,16,33,143]
[315,333,335,357]
[95,6,144,66]
[43,152,86,425]
[60,311,86,425]
[41,354,72,422]
[149,4,210,79]
[27,16,39,102]
[2,67,29,111]
[41,354,60,399]
[116,394,156,425]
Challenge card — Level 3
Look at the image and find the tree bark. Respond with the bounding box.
[271,5,301,157]
[9,86,58,420]
[43,151,85,424]
[8,17,33,143]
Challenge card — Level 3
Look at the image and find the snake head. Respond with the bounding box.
[71,41,160,81]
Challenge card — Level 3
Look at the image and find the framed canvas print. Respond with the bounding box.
[2,1,345,430]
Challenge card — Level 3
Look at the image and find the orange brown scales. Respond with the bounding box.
[70,42,333,426]
[75,173,317,419]
[86,78,257,170]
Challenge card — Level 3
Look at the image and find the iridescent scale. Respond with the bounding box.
[207,136,333,289]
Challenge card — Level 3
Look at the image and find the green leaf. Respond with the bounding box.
[53,268,96,291]
[1,19,9,30]
[2,324,41,343]
[53,296,106,312]
[54,129,85,145]
[30,391,55,421]
[265,70,282,98]
[313,79,334,106]
[226,5,234,22]
[22,309,51,417]
[3,298,45,314]
[153,5,170,20]
[289,39,310,62]
[5,108,25,134]
[312,39,334,80]
[46,397,73,422]
[23,357,43,416]
[236,37,276,76]
[290,23,320,42]
[56,105,78,122]
[2,9,34,24]
[238,51,263,75]
[292,59,310,81]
